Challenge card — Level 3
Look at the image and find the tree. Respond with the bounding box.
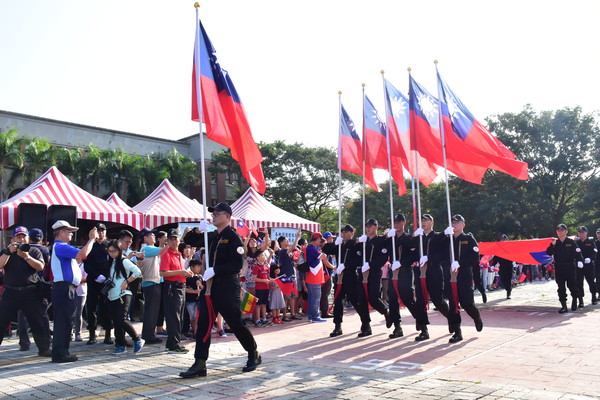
[0,128,25,202]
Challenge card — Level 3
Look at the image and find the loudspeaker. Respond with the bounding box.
[16,203,48,233]
[48,205,77,243]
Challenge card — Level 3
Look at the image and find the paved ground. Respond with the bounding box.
[1,279,599,399]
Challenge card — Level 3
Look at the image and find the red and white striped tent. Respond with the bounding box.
[231,187,320,232]
[106,192,131,209]
[132,179,212,229]
[0,167,144,230]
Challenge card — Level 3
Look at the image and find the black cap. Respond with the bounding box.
[167,228,180,238]
[578,226,588,233]
[365,218,378,226]
[208,202,232,216]
[140,228,156,238]
[394,213,406,222]
[421,214,433,221]
[95,223,107,230]
[556,224,568,231]
[341,224,354,232]
[451,214,465,223]
[499,234,508,240]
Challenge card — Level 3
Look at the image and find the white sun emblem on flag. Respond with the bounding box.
[391,96,407,119]
[369,108,383,125]
[446,97,462,121]
[417,94,438,120]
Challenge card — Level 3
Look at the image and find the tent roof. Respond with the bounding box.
[106,192,131,209]
[132,179,211,229]
[231,187,320,232]
[0,167,143,230]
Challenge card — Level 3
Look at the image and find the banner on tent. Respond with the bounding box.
[271,227,300,243]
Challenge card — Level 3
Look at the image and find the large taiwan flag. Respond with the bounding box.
[339,104,380,192]
[436,71,529,181]
[192,20,266,193]
[478,238,553,265]
[384,78,438,187]
[408,75,488,184]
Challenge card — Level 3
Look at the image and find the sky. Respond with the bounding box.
[1,0,600,153]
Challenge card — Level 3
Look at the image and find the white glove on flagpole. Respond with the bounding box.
[577,261,584,269]
[413,228,424,237]
[419,255,428,266]
[387,229,396,238]
[203,267,215,280]
[584,258,591,264]
[451,261,460,272]
[391,260,401,271]
[361,262,370,273]
[335,236,343,245]
[358,235,367,243]
[336,263,345,274]
[444,226,454,236]
[199,220,209,231]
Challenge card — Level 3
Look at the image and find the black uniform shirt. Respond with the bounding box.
[83,240,109,281]
[442,233,479,269]
[575,237,597,264]
[364,235,389,270]
[421,231,446,266]
[2,246,44,287]
[546,237,583,266]
[389,233,418,267]
[322,240,362,272]
[208,225,244,277]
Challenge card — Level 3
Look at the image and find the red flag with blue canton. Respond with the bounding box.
[339,104,380,192]
[192,20,266,193]
[408,74,488,184]
[478,238,553,265]
[275,276,298,296]
[384,78,438,187]
[436,71,529,180]
[236,220,250,239]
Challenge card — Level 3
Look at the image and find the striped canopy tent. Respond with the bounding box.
[106,192,132,209]
[0,167,143,230]
[231,187,320,232]
[132,179,212,229]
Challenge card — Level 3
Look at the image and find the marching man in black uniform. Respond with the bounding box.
[546,224,583,313]
[443,215,483,343]
[491,234,515,299]
[595,228,600,300]
[180,203,260,378]
[574,226,597,307]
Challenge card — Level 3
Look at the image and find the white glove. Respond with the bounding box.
[95,275,107,283]
[584,258,591,264]
[387,228,396,238]
[451,261,460,271]
[413,228,424,237]
[391,260,401,271]
[444,226,454,236]
[199,220,209,231]
[336,263,345,274]
[358,235,367,243]
[335,236,343,245]
[419,255,428,266]
[361,262,370,273]
[495,263,500,268]
[203,267,215,280]
[577,261,584,269]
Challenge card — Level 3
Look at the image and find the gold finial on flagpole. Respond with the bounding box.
[434,59,438,64]
[338,91,342,95]
[194,2,200,8]
[361,83,366,87]
[380,70,385,75]
[407,67,412,72]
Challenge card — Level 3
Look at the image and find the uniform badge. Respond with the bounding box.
[473,246,479,252]
[381,248,388,254]
[236,246,245,254]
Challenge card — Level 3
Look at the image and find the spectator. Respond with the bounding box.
[305,233,334,323]
[269,264,285,324]
[320,232,335,319]
[252,250,273,327]
[277,232,301,321]
[184,259,204,336]
[72,264,87,342]
[244,235,269,297]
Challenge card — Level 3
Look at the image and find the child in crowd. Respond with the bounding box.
[269,265,285,324]
[252,250,273,327]
[185,260,204,337]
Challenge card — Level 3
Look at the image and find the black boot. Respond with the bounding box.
[449,327,463,343]
[481,291,487,304]
[242,351,262,373]
[475,318,483,332]
[357,324,372,338]
[571,298,578,311]
[578,297,584,308]
[415,327,429,342]
[179,359,207,378]
[330,324,343,337]
[389,324,403,339]
[506,290,511,300]
[558,301,568,314]
[592,294,598,305]
[384,311,392,328]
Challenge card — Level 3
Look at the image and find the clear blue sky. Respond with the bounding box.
[1,0,599,151]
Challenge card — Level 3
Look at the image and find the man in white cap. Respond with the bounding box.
[50,220,97,363]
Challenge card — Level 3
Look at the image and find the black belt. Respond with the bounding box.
[4,284,37,291]
[54,281,78,288]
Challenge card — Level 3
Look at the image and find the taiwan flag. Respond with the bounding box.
[339,103,381,192]
[436,71,529,181]
[192,19,266,193]
[236,220,250,239]
[275,276,298,296]
[384,78,438,187]
[478,238,553,265]
[408,74,488,184]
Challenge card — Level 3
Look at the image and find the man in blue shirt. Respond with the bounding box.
[51,220,97,363]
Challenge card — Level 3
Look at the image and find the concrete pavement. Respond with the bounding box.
[1,279,599,399]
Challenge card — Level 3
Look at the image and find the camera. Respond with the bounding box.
[14,242,30,252]
[100,279,115,296]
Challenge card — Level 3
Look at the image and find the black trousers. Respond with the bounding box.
[332,270,369,326]
[388,266,426,327]
[108,295,140,346]
[195,279,256,361]
[18,300,51,349]
[162,282,185,350]
[555,264,578,303]
[86,280,112,337]
[595,262,600,295]
[357,268,388,316]
[0,286,50,352]
[499,266,513,296]
[319,275,333,317]
[414,263,450,326]
[443,264,480,327]
[51,282,77,358]
[576,263,597,299]
[141,283,162,340]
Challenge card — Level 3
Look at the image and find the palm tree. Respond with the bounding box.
[0,128,26,202]
[77,145,105,196]
[9,137,53,187]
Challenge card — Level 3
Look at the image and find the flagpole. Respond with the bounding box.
[194,3,211,271]
[381,71,397,264]
[434,60,455,264]
[337,91,343,266]
[414,151,424,258]
[361,83,367,266]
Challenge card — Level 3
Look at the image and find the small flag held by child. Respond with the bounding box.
[240,290,258,315]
